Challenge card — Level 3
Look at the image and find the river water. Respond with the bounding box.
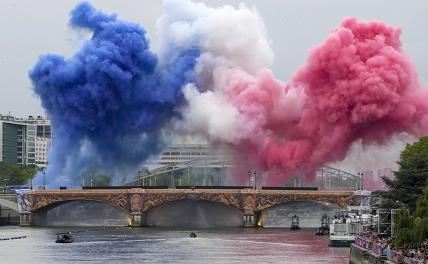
[0,226,349,264]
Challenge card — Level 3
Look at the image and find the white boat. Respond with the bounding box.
[329,212,363,247]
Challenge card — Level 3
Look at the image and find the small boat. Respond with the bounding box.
[55,232,74,243]
[315,214,330,236]
[290,215,301,230]
[189,232,197,238]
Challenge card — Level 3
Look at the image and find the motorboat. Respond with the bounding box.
[55,232,74,243]
[189,232,197,238]
[290,215,301,230]
[315,214,330,236]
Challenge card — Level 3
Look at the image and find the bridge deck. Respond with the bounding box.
[27,189,356,196]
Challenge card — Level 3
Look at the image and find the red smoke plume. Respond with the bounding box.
[218,17,428,184]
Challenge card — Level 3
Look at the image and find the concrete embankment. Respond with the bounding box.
[349,243,393,264]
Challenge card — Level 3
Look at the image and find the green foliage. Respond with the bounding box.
[393,184,428,247]
[393,206,413,247]
[0,161,39,186]
[382,136,428,211]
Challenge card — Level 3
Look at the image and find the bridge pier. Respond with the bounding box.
[130,212,143,227]
[19,213,32,226]
[243,214,258,227]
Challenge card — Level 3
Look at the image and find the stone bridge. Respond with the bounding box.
[20,188,358,227]
[0,194,18,212]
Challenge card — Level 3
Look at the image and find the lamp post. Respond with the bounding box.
[253,171,257,189]
[43,169,46,190]
[1,178,9,193]
[248,170,251,187]
[357,172,364,190]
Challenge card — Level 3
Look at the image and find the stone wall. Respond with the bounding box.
[349,243,392,264]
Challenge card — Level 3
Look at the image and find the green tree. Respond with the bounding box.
[393,206,413,247]
[381,136,428,211]
[393,183,428,247]
[0,161,39,186]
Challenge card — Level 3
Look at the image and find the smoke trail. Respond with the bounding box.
[30,2,198,187]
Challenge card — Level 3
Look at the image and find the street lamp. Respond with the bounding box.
[248,170,251,187]
[253,171,257,189]
[43,169,46,190]
[357,172,364,190]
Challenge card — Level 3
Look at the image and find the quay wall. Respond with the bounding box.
[349,243,388,264]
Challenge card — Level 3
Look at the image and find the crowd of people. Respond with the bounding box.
[358,230,428,263]
[359,229,392,246]
[398,241,428,263]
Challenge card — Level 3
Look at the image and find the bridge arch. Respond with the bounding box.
[31,198,129,213]
[143,198,244,227]
[259,200,341,228]
[0,197,19,212]
[254,192,352,213]
[30,193,130,213]
[141,192,243,213]
[31,199,131,226]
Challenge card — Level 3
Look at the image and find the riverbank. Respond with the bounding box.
[349,243,392,264]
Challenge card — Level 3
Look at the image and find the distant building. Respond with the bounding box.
[0,114,51,167]
[134,144,232,186]
[158,144,224,167]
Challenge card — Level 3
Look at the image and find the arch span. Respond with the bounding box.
[30,192,130,213]
[143,199,244,227]
[32,199,131,226]
[0,197,19,212]
[260,200,341,228]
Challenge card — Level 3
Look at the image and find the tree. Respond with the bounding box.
[393,206,413,247]
[393,183,428,247]
[0,161,39,186]
[381,136,428,211]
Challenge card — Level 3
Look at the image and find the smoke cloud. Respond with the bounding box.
[30,2,198,187]
[170,3,428,184]
[30,0,428,187]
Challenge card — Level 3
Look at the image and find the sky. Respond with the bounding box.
[0,0,427,176]
[0,0,427,117]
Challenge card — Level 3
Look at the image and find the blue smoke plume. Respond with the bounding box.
[29,2,199,187]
